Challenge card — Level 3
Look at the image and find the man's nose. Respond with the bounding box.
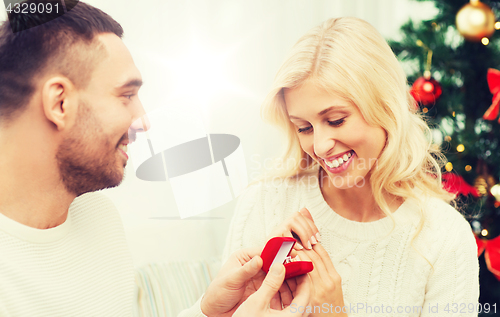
[130,114,151,132]
[130,100,151,132]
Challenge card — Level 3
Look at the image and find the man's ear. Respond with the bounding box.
[41,77,77,131]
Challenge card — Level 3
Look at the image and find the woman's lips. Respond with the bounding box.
[323,150,352,162]
[322,150,355,174]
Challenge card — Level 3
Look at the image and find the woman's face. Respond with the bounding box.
[284,81,386,189]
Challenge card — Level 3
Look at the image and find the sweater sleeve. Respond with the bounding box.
[221,182,270,263]
[421,213,479,317]
[177,297,207,317]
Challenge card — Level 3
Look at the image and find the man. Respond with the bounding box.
[0,0,309,316]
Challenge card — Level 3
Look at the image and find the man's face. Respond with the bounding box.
[57,33,146,196]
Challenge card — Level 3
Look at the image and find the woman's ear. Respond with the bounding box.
[41,76,76,131]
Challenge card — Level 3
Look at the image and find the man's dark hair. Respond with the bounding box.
[0,0,123,122]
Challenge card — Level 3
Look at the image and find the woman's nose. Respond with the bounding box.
[313,128,335,158]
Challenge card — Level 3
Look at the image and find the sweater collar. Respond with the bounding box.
[301,171,419,242]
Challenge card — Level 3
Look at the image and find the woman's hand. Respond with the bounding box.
[268,208,320,250]
[297,243,347,317]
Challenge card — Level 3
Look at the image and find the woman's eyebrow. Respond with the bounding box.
[289,105,350,120]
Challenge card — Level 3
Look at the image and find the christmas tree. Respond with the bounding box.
[388,0,500,313]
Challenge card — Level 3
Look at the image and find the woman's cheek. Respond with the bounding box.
[298,138,313,156]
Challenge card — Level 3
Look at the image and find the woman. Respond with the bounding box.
[222,17,479,316]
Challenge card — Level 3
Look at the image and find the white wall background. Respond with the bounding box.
[1,0,438,267]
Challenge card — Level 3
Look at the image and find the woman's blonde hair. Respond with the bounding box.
[261,17,455,228]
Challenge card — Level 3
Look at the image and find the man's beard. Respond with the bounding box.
[56,101,126,196]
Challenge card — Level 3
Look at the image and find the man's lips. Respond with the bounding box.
[117,143,128,159]
[119,130,137,147]
[117,130,137,160]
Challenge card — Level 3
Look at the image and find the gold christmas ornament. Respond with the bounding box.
[474,174,496,196]
[474,176,488,196]
[456,0,496,42]
[474,160,497,196]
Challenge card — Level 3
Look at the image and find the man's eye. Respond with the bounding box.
[124,94,135,100]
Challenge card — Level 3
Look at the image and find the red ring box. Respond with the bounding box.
[261,237,314,280]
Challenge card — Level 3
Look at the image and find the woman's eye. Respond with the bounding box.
[328,118,345,127]
[297,118,345,133]
[298,126,312,134]
[124,94,135,100]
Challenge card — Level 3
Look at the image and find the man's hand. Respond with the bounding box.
[233,263,311,317]
[200,247,269,316]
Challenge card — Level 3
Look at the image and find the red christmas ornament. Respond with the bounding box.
[483,68,500,123]
[442,172,480,197]
[476,234,500,281]
[411,72,442,106]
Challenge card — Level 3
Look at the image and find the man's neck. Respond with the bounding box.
[0,164,76,229]
[0,188,76,229]
[0,121,76,229]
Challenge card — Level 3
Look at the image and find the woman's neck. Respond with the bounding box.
[319,169,403,222]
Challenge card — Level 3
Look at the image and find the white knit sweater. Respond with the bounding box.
[0,192,135,317]
[222,174,480,316]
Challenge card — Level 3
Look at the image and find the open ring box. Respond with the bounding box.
[261,237,314,280]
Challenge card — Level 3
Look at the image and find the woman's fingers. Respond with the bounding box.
[299,207,321,242]
[288,216,314,249]
[286,231,304,251]
[296,249,322,282]
[287,211,319,250]
[299,248,331,283]
[298,248,344,311]
[268,208,321,251]
[313,242,337,275]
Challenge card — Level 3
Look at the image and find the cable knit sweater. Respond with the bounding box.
[222,174,479,316]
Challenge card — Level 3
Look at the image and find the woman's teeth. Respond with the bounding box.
[118,144,128,152]
[324,151,352,169]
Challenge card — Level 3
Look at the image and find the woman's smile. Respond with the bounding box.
[322,150,354,173]
[284,81,386,189]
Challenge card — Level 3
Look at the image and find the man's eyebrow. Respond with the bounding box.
[115,79,143,90]
[289,105,349,120]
